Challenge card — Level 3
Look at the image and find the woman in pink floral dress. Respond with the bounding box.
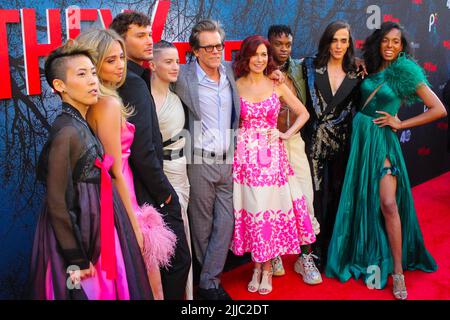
[231,35,316,295]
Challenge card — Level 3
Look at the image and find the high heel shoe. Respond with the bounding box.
[392,273,408,300]
[258,270,273,295]
[247,268,262,293]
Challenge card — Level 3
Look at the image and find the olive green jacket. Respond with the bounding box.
[286,57,307,105]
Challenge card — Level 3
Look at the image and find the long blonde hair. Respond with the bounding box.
[76,28,133,118]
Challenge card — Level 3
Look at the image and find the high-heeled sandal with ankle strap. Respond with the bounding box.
[392,273,408,300]
[258,270,273,295]
[247,268,262,293]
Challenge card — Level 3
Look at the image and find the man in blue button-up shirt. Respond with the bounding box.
[174,19,240,300]
[195,63,233,154]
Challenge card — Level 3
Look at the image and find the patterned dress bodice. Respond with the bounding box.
[234,92,294,187]
[239,92,280,130]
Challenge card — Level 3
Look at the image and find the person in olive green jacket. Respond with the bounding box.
[267,25,322,285]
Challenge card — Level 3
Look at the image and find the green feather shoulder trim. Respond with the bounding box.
[384,53,430,106]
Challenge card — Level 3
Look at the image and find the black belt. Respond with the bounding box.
[163,148,184,161]
[193,148,228,161]
[163,135,184,148]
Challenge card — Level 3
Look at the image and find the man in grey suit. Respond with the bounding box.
[174,19,240,300]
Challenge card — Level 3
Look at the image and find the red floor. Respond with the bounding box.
[221,171,450,300]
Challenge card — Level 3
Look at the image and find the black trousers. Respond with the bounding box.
[159,189,191,300]
[312,150,349,271]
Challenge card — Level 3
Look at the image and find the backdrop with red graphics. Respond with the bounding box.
[0,0,448,299]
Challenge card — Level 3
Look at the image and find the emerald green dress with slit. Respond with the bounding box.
[325,54,438,289]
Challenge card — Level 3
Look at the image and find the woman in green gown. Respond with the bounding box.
[325,22,447,300]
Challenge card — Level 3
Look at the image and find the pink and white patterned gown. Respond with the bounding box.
[231,91,316,263]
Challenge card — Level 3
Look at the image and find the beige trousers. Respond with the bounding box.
[284,133,320,235]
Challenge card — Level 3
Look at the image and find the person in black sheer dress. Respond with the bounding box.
[29,40,153,300]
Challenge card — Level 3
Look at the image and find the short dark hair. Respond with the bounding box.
[153,40,176,51]
[44,40,95,92]
[153,40,177,58]
[109,11,151,37]
[267,25,293,40]
[363,22,410,74]
[189,19,225,51]
[233,35,277,78]
[314,20,356,73]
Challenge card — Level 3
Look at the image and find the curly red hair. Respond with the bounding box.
[233,35,278,78]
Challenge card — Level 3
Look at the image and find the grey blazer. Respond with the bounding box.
[174,61,241,162]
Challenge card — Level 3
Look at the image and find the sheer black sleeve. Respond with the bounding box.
[45,126,90,270]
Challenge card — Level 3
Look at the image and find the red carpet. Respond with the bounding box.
[221,171,450,300]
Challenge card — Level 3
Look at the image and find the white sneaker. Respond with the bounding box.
[271,256,285,276]
[294,253,323,285]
